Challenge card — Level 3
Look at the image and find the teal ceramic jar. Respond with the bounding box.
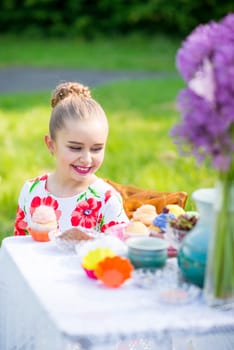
[178,188,215,288]
[126,237,169,269]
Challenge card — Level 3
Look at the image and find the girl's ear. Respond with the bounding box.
[44,135,55,155]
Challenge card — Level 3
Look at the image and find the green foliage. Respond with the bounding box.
[0,78,216,243]
[0,0,233,38]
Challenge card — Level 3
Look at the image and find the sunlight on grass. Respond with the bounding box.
[0,34,180,71]
[0,78,216,241]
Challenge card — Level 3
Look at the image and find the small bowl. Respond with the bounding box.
[49,228,97,253]
[76,235,127,260]
[105,223,128,241]
[166,224,189,249]
[126,237,169,269]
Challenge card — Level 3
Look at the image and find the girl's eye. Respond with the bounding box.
[92,147,103,152]
[68,146,103,152]
[69,146,82,151]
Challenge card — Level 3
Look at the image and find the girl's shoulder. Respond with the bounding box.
[28,174,48,183]
[92,178,120,194]
[20,174,48,193]
[89,178,122,203]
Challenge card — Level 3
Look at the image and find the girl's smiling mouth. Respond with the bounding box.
[72,165,91,175]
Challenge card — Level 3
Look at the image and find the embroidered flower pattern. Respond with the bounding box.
[101,220,121,233]
[71,197,102,229]
[29,174,48,193]
[14,206,28,236]
[104,190,112,203]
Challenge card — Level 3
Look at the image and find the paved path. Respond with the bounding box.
[0,67,175,93]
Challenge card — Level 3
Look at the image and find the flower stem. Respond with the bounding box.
[212,170,234,299]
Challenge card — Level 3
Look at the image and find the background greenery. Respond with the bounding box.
[0,0,233,38]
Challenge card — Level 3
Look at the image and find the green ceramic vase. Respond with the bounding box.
[178,188,215,288]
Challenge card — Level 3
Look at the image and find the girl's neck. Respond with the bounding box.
[46,173,98,198]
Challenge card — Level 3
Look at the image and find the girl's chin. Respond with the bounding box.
[72,170,95,181]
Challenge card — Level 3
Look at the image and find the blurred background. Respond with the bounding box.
[0,0,233,241]
[1,0,233,39]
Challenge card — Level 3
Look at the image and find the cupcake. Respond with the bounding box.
[165,204,185,217]
[29,205,58,242]
[149,207,175,235]
[124,221,149,239]
[132,204,157,226]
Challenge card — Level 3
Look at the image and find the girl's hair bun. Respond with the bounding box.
[51,82,91,107]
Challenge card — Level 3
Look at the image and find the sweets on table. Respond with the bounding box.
[29,205,58,241]
[168,212,198,232]
[57,227,94,241]
[124,221,149,238]
[149,207,176,234]
[149,205,185,234]
[132,204,157,226]
[165,204,185,217]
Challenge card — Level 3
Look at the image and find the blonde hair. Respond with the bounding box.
[49,81,108,140]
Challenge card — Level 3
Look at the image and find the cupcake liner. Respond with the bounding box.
[28,227,50,242]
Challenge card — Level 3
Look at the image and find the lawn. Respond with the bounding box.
[0,34,180,71]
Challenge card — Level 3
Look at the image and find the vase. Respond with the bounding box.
[204,179,234,309]
[178,188,215,288]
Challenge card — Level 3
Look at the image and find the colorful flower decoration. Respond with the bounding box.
[171,13,234,172]
[170,13,234,303]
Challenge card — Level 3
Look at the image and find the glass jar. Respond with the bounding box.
[204,178,234,309]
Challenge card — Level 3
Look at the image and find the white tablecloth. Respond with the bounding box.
[0,236,233,350]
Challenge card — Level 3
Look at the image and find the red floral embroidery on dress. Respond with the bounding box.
[30,196,61,219]
[104,190,112,203]
[71,198,102,229]
[101,220,120,233]
[29,174,48,182]
[14,206,28,236]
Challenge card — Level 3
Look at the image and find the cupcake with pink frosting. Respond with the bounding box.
[29,205,58,242]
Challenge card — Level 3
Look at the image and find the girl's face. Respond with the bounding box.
[45,118,108,185]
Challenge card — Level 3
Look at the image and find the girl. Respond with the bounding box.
[14,81,129,236]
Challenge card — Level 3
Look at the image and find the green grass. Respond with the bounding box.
[0,77,216,243]
[0,34,180,71]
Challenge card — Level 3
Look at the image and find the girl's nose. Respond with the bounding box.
[79,151,91,164]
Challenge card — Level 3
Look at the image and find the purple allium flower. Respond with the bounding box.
[171,13,234,172]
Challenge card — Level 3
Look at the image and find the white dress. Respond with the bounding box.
[14,174,129,235]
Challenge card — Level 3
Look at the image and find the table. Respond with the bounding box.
[0,236,233,350]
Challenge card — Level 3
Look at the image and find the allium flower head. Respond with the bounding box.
[171,13,234,172]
